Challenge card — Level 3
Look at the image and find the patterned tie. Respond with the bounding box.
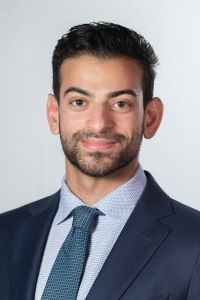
[41,205,102,300]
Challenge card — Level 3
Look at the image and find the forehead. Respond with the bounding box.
[59,54,143,94]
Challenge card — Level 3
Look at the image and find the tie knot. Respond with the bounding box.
[72,205,102,232]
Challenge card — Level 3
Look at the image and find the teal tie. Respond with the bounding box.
[41,205,102,300]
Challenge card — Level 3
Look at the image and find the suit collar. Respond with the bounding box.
[86,171,174,300]
[140,171,173,219]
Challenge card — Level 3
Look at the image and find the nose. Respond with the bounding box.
[87,104,115,132]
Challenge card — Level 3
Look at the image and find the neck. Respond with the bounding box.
[65,159,139,205]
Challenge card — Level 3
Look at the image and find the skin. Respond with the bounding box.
[47,54,163,204]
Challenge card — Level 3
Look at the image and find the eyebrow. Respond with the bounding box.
[107,89,137,98]
[64,87,91,97]
[63,87,137,98]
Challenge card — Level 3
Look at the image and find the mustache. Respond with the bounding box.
[71,131,126,143]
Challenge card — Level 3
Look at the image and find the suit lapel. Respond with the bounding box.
[86,172,174,300]
[7,172,174,300]
[10,192,60,300]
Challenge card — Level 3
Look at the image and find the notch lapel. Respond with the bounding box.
[86,172,174,300]
[10,192,60,300]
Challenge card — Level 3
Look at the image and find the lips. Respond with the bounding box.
[81,139,116,150]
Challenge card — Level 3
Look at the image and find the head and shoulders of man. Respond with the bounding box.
[1,22,200,231]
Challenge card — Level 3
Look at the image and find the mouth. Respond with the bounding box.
[81,138,117,151]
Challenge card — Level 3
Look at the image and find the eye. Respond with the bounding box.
[71,99,86,106]
[113,101,130,109]
[117,101,127,108]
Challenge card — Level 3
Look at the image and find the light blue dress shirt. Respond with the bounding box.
[35,165,147,300]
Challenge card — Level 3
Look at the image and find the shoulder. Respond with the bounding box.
[144,171,200,238]
[172,198,200,220]
[0,190,60,228]
[170,198,200,235]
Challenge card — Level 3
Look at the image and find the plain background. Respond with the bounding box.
[0,0,200,213]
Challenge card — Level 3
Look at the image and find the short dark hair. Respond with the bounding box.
[52,22,158,108]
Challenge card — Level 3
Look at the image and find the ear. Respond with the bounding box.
[143,97,164,139]
[47,93,59,135]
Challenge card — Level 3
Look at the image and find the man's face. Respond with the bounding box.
[53,55,145,177]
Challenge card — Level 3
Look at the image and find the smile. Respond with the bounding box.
[81,139,117,151]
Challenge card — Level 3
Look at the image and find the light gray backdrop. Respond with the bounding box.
[0,0,200,213]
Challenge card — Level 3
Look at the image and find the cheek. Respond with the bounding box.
[116,113,142,134]
[59,113,86,135]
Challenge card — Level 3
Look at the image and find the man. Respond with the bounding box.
[1,22,200,300]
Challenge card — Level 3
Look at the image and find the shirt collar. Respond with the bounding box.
[54,164,147,225]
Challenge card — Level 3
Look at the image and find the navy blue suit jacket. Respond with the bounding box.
[1,172,200,300]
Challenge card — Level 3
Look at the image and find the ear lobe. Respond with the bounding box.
[47,93,60,135]
[143,97,164,139]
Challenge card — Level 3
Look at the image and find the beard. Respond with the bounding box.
[59,125,143,177]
